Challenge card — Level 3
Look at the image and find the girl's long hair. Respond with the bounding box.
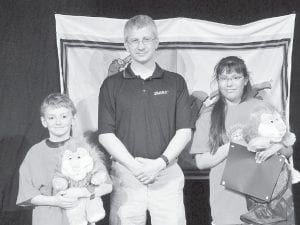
[209,56,252,154]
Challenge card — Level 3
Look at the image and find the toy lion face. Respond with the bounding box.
[258,111,286,142]
[243,104,287,143]
[61,147,94,181]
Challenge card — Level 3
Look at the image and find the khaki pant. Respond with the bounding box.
[109,161,186,225]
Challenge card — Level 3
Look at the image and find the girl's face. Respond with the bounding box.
[218,70,248,105]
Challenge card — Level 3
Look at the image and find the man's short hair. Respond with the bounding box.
[124,15,158,41]
[40,93,77,116]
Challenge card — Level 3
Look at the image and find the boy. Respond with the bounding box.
[17,93,111,225]
[98,15,193,225]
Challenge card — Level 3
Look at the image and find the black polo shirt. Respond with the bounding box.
[98,63,193,159]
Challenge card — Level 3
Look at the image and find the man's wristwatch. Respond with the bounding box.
[160,155,169,166]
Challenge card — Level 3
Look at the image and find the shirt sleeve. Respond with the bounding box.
[16,152,41,206]
[189,108,212,154]
[98,78,116,134]
[175,76,195,130]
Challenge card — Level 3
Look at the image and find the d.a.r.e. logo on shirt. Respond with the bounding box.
[153,90,169,96]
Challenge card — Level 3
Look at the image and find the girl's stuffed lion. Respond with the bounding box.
[229,103,296,225]
[52,139,108,225]
[242,104,295,153]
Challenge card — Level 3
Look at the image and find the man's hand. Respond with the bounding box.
[134,157,166,185]
[127,161,146,178]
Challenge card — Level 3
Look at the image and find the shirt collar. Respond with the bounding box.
[45,138,70,148]
[123,63,164,80]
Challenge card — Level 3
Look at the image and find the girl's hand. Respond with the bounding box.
[54,192,78,209]
[255,143,282,163]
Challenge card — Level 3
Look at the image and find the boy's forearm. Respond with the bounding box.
[31,192,79,209]
[30,195,58,206]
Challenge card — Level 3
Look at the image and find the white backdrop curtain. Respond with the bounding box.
[55,14,295,177]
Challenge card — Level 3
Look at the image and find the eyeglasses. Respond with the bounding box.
[127,37,156,47]
[218,75,244,83]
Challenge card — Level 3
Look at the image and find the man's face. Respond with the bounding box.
[124,26,159,65]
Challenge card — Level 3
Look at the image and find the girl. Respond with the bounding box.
[190,56,293,225]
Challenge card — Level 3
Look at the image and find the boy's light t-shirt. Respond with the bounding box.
[17,139,69,225]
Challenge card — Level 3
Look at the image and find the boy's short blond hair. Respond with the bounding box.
[40,93,76,116]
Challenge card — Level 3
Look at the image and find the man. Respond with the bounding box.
[98,15,193,225]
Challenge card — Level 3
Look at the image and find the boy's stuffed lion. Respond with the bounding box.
[52,139,107,225]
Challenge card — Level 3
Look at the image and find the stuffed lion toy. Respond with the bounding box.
[229,103,296,225]
[52,139,107,225]
[242,104,295,153]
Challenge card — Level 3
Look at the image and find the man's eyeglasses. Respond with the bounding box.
[127,37,156,47]
[218,75,244,83]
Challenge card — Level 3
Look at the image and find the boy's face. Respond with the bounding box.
[124,26,158,65]
[41,106,75,142]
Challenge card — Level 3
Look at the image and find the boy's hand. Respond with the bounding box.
[91,172,106,185]
[94,183,113,197]
[59,187,91,199]
[52,177,68,191]
[54,192,78,209]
